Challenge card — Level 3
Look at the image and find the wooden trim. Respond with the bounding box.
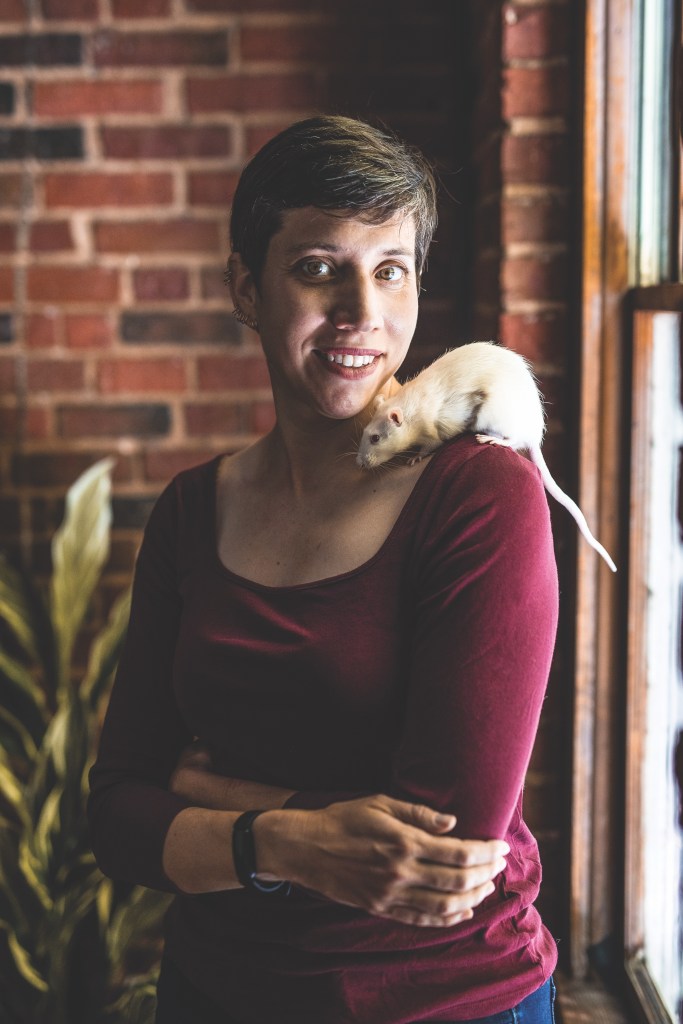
[632,283,683,310]
[574,0,635,977]
[623,310,656,956]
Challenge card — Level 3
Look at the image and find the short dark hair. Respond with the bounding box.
[229,115,438,287]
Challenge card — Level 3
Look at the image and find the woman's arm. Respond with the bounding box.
[390,442,559,837]
[89,472,506,923]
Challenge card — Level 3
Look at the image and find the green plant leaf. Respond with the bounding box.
[0,702,39,762]
[104,968,159,1024]
[106,887,171,972]
[0,648,48,718]
[0,750,29,830]
[0,921,48,992]
[81,588,131,710]
[18,837,52,912]
[0,553,41,664]
[50,457,115,696]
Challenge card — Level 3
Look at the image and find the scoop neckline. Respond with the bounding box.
[206,442,453,594]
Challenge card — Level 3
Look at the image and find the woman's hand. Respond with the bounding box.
[256,794,508,928]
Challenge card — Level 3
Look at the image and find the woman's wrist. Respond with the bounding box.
[251,808,307,884]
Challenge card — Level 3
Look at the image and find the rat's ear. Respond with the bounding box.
[371,394,387,413]
[388,408,403,427]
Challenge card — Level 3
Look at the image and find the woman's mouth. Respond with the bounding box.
[315,348,382,373]
[325,352,377,367]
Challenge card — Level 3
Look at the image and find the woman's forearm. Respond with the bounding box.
[161,796,507,930]
[170,764,294,811]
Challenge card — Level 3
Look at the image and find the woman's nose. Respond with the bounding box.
[330,277,382,332]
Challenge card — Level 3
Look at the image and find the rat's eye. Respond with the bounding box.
[370,434,381,444]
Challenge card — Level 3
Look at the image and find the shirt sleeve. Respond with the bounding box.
[390,443,559,839]
[288,443,558,839]
[87,480,195,892]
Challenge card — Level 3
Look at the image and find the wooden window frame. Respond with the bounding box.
[575,1,682,1020]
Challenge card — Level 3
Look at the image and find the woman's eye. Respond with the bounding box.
[376,265,405,282]
[301,259,332,278]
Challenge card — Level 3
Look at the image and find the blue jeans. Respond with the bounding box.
[155,955,556,1024]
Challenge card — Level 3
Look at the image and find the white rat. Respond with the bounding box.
[356,341,617,572]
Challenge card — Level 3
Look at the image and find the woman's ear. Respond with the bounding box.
[227,252,259,329]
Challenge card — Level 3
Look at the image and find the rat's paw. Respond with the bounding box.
[475,434,512,448]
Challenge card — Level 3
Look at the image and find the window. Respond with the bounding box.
[574,1,682,1021]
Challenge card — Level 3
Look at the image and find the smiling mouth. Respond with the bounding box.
[316,350,380,368]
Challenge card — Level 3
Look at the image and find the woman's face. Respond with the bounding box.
[235,207,419,423]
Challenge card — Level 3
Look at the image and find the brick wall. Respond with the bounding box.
[469,0,579,945]
[0,0,465,596]
[1,0,578,948]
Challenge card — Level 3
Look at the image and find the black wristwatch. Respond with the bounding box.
[231,810,291,895]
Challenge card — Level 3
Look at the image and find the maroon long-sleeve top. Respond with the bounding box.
[88,435,559,1023]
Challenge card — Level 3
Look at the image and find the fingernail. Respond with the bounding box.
[496,857,507,873]
[435,813,455,826]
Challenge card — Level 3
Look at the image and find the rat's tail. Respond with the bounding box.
[529,446,617,572]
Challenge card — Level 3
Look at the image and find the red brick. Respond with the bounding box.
[0,223,16,252]
[44,172,173,208]
[106,537,139,575]
[112,0,170,14]
[502,65,571,120]
[133,268,189,301]
[201,266,227,300]
[0,0,28,20]
[12,450,134,487]
[25,312,60,348]
[186,73,316,113]
[93,30,228,67]
[502,194,570,246]
[98,357,187,393]
[94,218,220,254]
[0,174,23,207]
[102,125,232,160]
[34,79,163,117]
[503,5,571,61]
[502,253,569,303]
[197,355,270,391]
[58,403,171,438]
[240,25,335,62]
[65,314,113,349]
[502,134,570,185]
[250,399,276,434]
[0,407,51,440]
[187,171,239,207]
[27,266,119,303]
[187,0,314,9]
[143,447,217,482]
[0,356,16,391]
[27,358,85,391]
[499,311,569,365]
[29,220,73,251]
[41,0,99,18]
[184,402,246,436]
[0,266,14,302]
[245,122,293,158]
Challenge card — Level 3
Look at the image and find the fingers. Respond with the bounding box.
[378,878,496,928]
[415,858,507,895]
[384,796,456,835]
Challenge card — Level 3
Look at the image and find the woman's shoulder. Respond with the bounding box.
[407,434,552,550]
[425,434,546,504]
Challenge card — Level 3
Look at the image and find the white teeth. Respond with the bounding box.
[323,351,377,367]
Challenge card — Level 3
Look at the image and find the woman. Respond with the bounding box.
[88,116,559,1023]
